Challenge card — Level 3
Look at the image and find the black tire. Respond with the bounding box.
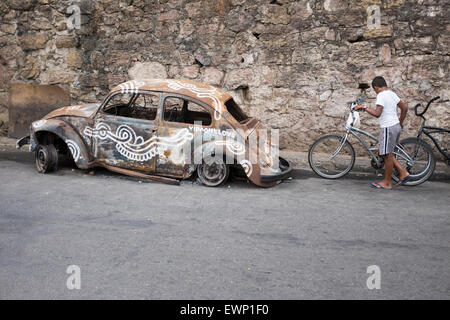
[308,134,356,179]
[197,155,230,187]
[393,137,435,186]
[35,144,58,173]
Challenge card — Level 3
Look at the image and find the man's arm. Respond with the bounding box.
[354,104,383,118]
[397,100,408,127]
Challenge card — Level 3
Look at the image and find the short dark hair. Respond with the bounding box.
[372,76,387,89]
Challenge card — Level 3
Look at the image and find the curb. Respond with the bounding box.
[290,168,450,182]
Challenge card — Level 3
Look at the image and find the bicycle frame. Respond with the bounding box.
[349,127,380,162]
[333,124,415,167]
[417,124,449,161]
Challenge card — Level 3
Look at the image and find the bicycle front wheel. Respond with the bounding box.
[308,134,355,179]
[393,137,436,186]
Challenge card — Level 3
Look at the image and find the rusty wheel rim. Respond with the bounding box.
[198,158,227,186]
[203,162,223,181]
[36,146,48,171]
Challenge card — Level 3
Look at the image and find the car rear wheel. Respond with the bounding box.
[35,144,58,173]
[197,155,230,187]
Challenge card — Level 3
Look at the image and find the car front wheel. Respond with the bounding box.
[35,144,58,173]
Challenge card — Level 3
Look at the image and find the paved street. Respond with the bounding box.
[0,151,449,299]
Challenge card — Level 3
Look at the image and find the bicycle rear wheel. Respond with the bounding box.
[308,134,355,179]
[393,137,435,186]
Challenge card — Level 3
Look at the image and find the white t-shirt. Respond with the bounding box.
[376,90,400,128]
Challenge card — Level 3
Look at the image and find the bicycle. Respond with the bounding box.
[413,96,449,166]
[308,99,435,186]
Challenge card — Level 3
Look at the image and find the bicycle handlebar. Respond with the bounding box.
[415,96,440,116]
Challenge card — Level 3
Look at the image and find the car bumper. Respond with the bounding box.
[261,156,292,183]
[16,135,30,149]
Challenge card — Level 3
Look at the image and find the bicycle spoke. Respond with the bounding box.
[309,135,355,179]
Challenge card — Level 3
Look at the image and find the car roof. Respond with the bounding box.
[110,79,232,113]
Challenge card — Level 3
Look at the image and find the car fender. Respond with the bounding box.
[30,118,92,169]
[193,138,246,164]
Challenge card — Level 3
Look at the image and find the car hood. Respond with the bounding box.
[43,103,100,119]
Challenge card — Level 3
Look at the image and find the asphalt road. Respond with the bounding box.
[0,151,449,299]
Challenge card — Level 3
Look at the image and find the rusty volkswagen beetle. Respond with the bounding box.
[17,79,291,187]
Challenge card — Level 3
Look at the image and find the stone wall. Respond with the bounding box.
[0,0,448,153]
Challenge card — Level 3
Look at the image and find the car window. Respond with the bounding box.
[104,92,160,121]
[163,96,212,126]
[130,93,160,121]
[104,92,134,114]
[225,98,249,123]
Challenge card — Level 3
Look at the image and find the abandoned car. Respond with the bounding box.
[17,79,292,187]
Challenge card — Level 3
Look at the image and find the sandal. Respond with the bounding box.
[396,174,411,186]
[370,182,392,190]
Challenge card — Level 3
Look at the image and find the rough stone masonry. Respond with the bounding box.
[0,0,448,156]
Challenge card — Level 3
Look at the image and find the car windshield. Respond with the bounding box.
[104,92,135,112]
[225,98,249,123]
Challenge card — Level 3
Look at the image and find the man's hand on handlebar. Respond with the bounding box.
[354,104,383,118]
[353,105,367,111]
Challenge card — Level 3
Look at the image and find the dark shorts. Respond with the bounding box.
[379,123,402,155]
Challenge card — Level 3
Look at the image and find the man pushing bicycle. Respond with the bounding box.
[354,76,410,189]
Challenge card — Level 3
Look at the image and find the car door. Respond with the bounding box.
[86,91,161,172]
[156,94,213,177]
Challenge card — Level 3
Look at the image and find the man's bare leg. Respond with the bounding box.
[377,153,394,189]
[393,156,410,183]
